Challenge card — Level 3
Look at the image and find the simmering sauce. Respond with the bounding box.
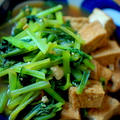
[12,1,88,17]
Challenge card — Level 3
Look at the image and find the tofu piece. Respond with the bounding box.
[92,41,120,66]
[114,56,120,70]
[60,103,81,120]
[79,21,107,53]
[87,96,120,120]
[90,60,112,84]
[69,81,105,109]
[100,66,112,85]
[107,70,120,92]
[89,8,116,37]
[64,16,89,31]
[50,65,64,80]
[90,60,101,80]
[110,41,120,49]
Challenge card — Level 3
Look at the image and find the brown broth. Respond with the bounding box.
[12,1,87,17]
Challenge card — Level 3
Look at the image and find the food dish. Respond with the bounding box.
[0,4,120,120]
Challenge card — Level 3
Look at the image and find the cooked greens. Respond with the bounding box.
[0,5,94,120]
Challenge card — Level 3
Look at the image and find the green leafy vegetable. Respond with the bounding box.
[9,92,39,120]
[9,70,18,91]
[0,89,8,113]
[56,11,64,24]
[21,67,45,80]
[77,70,90,94]
[0,4,94,119]
[83,59,95,70]
[36,5,63,18]
[11,81,50,97]
[44,88,65,103]
[35,112,56,120]
[7,94,25,110]
[60,73,72,90]
[24,102,63,120]
[62,51,71,76]
[26,28,48,54]
[3,36,36,51]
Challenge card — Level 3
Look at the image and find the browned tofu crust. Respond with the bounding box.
[60,103,81,120]
[92,41,120,66]
[90,60,112,84]
[89,8,116,37]
[105,18,116,37]
[64,17,108,53]
[87,96,120,120]
[69,81,105,109]
[79,21,107,53]
[64,16,89,31]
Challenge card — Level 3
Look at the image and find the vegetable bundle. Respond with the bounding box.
[0,5,94,120]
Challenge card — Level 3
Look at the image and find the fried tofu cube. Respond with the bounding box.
[100,66,112,85]
[89,8,116,37]
[64,17,108,53]
[114,56,120,70]
[90,60,112,84]
[109,41,119,49]
[92,41,120,66]
[87,96,120,120]
[60,103,81,120]
[90,60,101,80]
[64,16,89,31]
[69,81,105,109]
[79,21,107,53]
